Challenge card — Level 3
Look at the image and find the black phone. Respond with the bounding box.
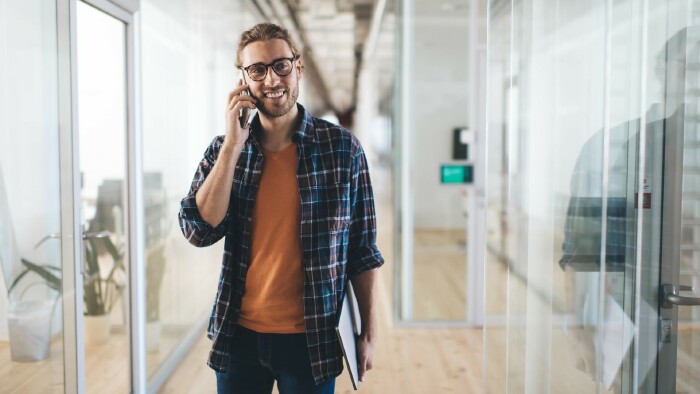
[238,71,256,128]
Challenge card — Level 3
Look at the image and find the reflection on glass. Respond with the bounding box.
[77,1,130,392]
[0,0,64,392]
[484,0,700,392]
[676,16,700,392]
[140,0,257,379]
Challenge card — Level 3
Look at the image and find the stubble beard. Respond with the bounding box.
[255,82,299,118]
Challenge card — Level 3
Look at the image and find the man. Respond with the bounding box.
[178,23,384,394]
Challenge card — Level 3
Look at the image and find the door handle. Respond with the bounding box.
[661,284,700,308]
[82,230,112,240]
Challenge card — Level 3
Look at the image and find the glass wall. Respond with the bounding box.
[140,0,259,379]
[395,0,487,323]
[76,2,131,392]
[0,0,64,392]
[484,0,700,392]
[1,0,321,391]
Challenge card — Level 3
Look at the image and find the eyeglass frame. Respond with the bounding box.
[238,55,300,81]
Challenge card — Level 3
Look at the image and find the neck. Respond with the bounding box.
[258,104,301,151]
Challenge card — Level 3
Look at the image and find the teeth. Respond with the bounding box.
[265,91,284,98]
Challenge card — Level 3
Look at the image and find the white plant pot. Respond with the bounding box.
[84,314,110,345]
[146,321,161,352]
[8,300,54,362]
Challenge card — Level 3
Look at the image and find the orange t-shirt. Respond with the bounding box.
[238,143,305,333]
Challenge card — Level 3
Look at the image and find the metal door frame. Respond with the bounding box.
[57,0,144,392]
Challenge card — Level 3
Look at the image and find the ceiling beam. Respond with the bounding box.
[362,0,388,63]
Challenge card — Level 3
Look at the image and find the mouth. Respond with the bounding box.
[263,89,286,99]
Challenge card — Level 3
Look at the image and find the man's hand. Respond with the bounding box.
[350,269,378,383]
[356,334,374,382]
[224,80,257,151]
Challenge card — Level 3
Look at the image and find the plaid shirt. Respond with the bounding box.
[178,104,384,384]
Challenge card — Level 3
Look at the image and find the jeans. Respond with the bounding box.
[216,325,336,394]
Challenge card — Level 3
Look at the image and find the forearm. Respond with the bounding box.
[195,144,241,227]
[350,268,378,341]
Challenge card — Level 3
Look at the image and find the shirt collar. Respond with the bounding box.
[292,104,317,143]
[248,103,316,146]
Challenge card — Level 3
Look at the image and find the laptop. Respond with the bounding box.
[335,281,362,390]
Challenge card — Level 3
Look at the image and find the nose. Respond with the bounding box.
[263,65,281,87]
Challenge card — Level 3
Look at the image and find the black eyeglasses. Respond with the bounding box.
[239,55,300,81]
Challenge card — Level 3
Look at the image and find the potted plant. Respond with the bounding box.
[81,231,126,345]
[8,232,125,346]
[0,169,57,362]
[6,257,60,362]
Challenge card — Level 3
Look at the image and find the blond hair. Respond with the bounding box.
[236,23,300,67]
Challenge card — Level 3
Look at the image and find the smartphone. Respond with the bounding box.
[238,71,256,128]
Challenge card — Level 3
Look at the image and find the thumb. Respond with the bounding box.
[358,358,367,382]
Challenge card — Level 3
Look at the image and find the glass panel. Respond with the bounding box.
[483,0,513,390]
[402,0,473,322]
[0,0,65,392]
[482,0,683,391]
[76,2,130,391]
[140,0,257,378]
[675,4,700,392]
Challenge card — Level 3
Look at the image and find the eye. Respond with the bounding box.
[248,64,266,78]
[273,60,292,74]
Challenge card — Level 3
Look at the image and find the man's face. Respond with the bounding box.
[240,39,303,118]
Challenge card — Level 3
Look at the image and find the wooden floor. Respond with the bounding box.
[412,228,467,320]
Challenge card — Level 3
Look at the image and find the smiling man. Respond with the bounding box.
[178,23,384,394]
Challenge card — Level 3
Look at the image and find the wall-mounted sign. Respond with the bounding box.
[453,127,471,160]
[441,165,473,184]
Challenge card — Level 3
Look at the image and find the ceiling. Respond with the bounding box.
[248,0,395,115]
[246,0,479,117]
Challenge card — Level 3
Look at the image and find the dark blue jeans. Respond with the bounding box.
[216,325,336,394]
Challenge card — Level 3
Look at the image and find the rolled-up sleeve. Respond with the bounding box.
[178,137,230,247]
[346,145,384,277]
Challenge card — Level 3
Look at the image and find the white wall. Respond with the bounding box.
[410,19,472,229]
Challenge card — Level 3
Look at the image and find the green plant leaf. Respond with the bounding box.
[8,260,62,297]
[7,268,32,296]
[20,259,61,291]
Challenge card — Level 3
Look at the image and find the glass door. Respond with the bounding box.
[76,1,131,392]
[656,5,700,392]
[395,0,487,325]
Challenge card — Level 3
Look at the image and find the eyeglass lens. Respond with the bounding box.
[248,59,293,81]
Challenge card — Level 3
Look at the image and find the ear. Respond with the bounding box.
[296,56,304,80]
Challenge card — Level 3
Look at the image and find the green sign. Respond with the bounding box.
[441,165,473,184]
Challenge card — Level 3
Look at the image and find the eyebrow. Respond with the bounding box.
[247,56,295,67]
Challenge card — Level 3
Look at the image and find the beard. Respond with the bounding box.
[253,81,299,118]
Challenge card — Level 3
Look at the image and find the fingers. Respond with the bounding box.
[227,80,244,102]
[227,82,254,107]
[228,93,257,110]
[358,354,373,382]
[231,100,256,116]
[358,360,367,382]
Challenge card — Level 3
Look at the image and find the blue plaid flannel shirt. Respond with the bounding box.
[178,104,384,384]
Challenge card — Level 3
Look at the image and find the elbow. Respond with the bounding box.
[178,217,211,248]
[181,227,215,248]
